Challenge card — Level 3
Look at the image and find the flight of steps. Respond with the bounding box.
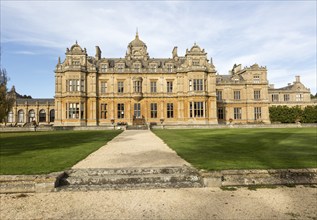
[126,125,148,130]
[56,166,203,191]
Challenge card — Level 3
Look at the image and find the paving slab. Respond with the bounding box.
[73,130,190,169]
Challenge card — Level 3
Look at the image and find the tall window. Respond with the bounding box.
[50,110,55,122]
[100,81,107,93]
[234,91,241,100]
[67,103,79,119]
[254,107,261,120]
[118,81,124,93]
[272,94,279,102]
[217,108,224,120]
[117,103,124,119]
[150,81,157,93]
[193,79,203,91]
[100,64,107,72]
[167,103,174,118]
[150,103,157,118]
[100,104,107,119]
[134,103,141,118]
[216,90,222,101]
[167,81,173,93]
[7,111,13,123]
[133,80,142,93]
[284,94,290,101]
[253,75,260,83]
[189,102,204,118]
[29,109,35,122]
[296,93,303,101]
[254,90,261,100]
[39,109,46,122]
[18,110,24,123]
[234,107,242,120]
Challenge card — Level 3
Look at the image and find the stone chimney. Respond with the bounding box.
[295,75,300,83]
[95,46,101,60]
[269,84,275,89]
[172,47,178,60]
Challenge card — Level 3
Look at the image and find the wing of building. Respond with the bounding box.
[4,33,315,127]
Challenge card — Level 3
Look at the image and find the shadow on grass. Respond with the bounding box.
[0,130,122,174]
[153,128,317,170]
[0,131,117,156]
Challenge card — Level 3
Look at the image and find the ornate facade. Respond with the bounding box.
[4,32,314,127]
[54,33,271,126]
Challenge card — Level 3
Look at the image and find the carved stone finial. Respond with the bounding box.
[136,28,139,38]
[58,56,61,64]
[75,40,78,44]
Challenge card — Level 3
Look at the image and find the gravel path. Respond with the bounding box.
[73,130,190,168]
[1,185,316,219]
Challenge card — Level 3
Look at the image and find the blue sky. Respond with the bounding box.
[1,0,316,98]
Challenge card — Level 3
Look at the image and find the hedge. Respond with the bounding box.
[269,105,317,123]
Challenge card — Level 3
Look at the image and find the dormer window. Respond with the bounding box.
[150,64,157,72]
[117,63,125,72]
[192,60,200,66]
[134,63,141,72]
[167,64,173,73]
[100,64,107,73]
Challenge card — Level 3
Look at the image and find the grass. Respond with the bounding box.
[0,130,122,175]
[153,128,317,170]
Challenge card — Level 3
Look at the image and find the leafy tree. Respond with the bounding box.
[0,68,14,123]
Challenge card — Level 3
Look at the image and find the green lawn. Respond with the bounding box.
[153,128,317,170]
[0,130,122,175]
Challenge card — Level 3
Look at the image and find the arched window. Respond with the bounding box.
[50,109,55,122]
[18,110,24,123]
[29,109,35,122]
[39,109,46,122]
[7,111,13,123]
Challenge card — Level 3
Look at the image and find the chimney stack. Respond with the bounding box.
[95,46,101,60]
[295,75,300,83]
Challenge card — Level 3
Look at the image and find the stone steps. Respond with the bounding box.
[126,125,148,130]
[57,166,203,191]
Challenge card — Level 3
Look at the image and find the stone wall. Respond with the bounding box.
[151,123,317,129]
[0,172,64,194]
[201,168,317,187]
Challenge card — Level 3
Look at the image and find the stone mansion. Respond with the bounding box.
[5,33,313,126]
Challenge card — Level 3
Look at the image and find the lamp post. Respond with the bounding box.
[160,118,164,129]
[111,119,115,130]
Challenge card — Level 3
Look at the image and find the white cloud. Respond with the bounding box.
[1,0,316,96]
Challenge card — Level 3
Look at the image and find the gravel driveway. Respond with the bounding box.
[1,185,316,219]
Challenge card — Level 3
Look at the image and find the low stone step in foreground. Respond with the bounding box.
[57,166,203,191]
